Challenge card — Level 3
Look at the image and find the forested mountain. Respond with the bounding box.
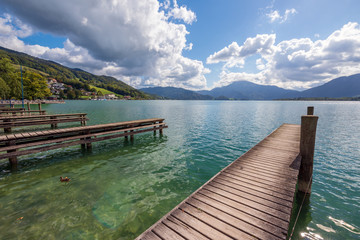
[0,46,153,99]
[140,87,213,100]
[289,74,360,98]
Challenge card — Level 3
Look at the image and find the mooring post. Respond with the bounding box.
[130,130,134,141]
[7,141,17,170]
[124,131,128,140]
[307,106,314,115]
[298,108,318,194]
[38,103,42,111]
[159,120,163,135]
[27,102,30,111]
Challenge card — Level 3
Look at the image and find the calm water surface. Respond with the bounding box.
[0,100,359,239]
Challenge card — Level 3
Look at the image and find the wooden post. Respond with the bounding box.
[50,116,57,128]
[159,120,163,135]
[7,141,17,170]
[27,102,30,111]
[85,130,92,150]
[153,122,156,135]
[307,106,314,115]
[38,103,42,111]
[4,119,11,133]
[298,113,318,194]
[124,131,128,140]
[130,130,134,141]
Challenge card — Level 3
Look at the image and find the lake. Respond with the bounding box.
[0,100,359,239]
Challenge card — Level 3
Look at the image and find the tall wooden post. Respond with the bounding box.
[7,141,17,170]
[130,130,134,141]
[27,102,30,111]
[298,108,318,194]
[38,103,42,111]
[307,106,314,115]
[124,131,128,140]
[159,120,163,135]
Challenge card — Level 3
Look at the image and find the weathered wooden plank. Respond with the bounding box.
[139,231,162,240]
[163,216,209,240]
[180,203,254,239]
[212,177,293,208]
[216,175,294,202]
[200,186,290,222]
[152,223,185,240]
[188,195,286,240]
[222,170,295,195]
[171,209,232,240]
[208,181,292,214]
[226,168,297,189]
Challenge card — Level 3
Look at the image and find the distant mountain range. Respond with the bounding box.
[141,74,360,100]
[140,87,213,100]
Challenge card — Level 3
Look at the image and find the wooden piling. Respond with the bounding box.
[38,103,42,111]
[159,120,163,135]
[124,131,128,140]
[307,106,314,115]
[7,141,17,169]
[130,130,134,141]
[298,111,318,194]
[27,102,30,111]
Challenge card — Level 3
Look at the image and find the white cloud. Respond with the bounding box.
[267,8,297,23]
[207,22,360,90]
[0,0,206,90]
[167,0,196,24]
[207,34,276,65]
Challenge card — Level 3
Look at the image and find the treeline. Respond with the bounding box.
[0,58,51,100]
[0,46,154,99]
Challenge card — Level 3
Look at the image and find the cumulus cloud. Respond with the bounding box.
[207,34,275,65]
[0,0,206,89]
[208,22,360,90]
[267,8,297,23]
[167,0,196,24]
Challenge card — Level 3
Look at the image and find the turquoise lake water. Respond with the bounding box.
[0,100,359,239]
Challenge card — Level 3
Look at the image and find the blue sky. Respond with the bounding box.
[1,0,360,90]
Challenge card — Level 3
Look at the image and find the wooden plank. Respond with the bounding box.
[216,175,294,202]
[164,215,209,240]
[180,203,254,239]
[208,181,292,214]
[139,231,162,240]
[188,196,286,240]
[171,209,232,240]
[212,177,293,208]
[152,223,185,240]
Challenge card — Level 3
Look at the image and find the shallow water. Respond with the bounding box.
[0,100,359,239]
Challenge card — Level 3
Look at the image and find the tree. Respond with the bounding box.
[0,77,10,99]
[22,71,51,100]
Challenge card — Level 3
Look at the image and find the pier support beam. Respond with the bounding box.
[124,131,128,140]
[159,120,163,135]
[7,141,17,170]
[130,130,134,141]
[298,108,318,195]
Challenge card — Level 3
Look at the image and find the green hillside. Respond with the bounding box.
[0,46,154,99]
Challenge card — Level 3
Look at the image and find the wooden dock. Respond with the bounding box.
[0,113,88,133]
[136,115,318,240]
[0,118,167,169]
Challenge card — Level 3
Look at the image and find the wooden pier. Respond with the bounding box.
[0,113,88,133]
[0,118,167,168]
[136,110,318,239]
